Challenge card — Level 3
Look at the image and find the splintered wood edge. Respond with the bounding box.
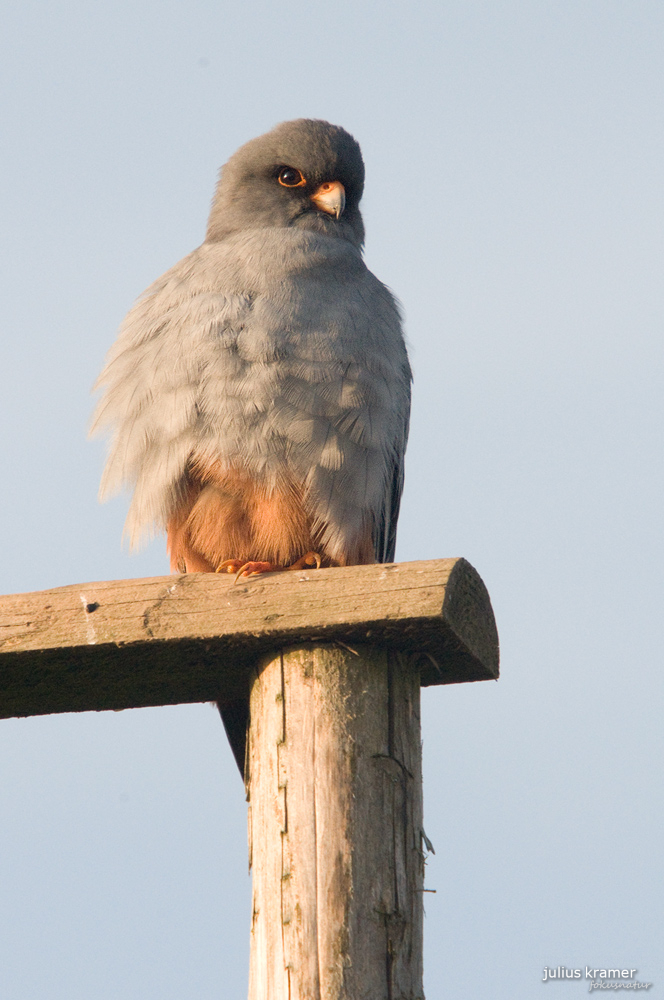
[0,558,499,719]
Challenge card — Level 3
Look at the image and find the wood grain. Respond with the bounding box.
[0,558,499,719]
[246,645,425,1000]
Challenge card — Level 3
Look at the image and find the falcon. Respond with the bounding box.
[92,119,411,583]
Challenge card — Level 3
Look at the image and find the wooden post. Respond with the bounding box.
[0,558,498,998]
[247,646,423,1000]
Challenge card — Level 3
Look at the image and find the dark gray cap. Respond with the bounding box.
[205,119,366,248]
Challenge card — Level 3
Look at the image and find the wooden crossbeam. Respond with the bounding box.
[0,556,499,998]
[0,558,498,720]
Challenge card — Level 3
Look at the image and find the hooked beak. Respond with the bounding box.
[310,180,346,219]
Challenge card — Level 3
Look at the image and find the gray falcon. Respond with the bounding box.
[92,119,411,584]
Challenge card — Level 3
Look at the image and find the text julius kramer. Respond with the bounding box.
[542,967,651,987]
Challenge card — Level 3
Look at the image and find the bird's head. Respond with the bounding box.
[205,119,365,248]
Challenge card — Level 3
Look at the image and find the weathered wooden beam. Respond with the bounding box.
[0,558,498,720]
[1,558,499,997]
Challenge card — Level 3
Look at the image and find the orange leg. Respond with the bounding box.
[168,462,375,578]
[168,464,325,576]
[217,551,322,582]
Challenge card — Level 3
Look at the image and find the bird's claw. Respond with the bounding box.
[216,559,277,582]
[287,551,322,571]
[216,559,244,575]
[216,552,322,584]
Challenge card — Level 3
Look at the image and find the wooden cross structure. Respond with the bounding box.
[0,557,498,999]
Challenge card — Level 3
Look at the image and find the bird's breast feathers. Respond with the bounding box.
[93,228,410,554]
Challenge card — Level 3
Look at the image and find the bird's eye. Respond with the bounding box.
[278,167,306,188]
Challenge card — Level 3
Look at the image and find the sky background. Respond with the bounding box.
[1,1,662,997]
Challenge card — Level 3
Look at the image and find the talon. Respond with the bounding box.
[216,559,244,575]
[287,551,322,571]
[232,561,278,583]
[215,552,321,583]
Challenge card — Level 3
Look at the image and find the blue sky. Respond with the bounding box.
[1,2,662,997]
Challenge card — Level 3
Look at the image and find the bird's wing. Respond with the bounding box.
[372,364,411,563]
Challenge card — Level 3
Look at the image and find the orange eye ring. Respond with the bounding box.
[278,167,306,188]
